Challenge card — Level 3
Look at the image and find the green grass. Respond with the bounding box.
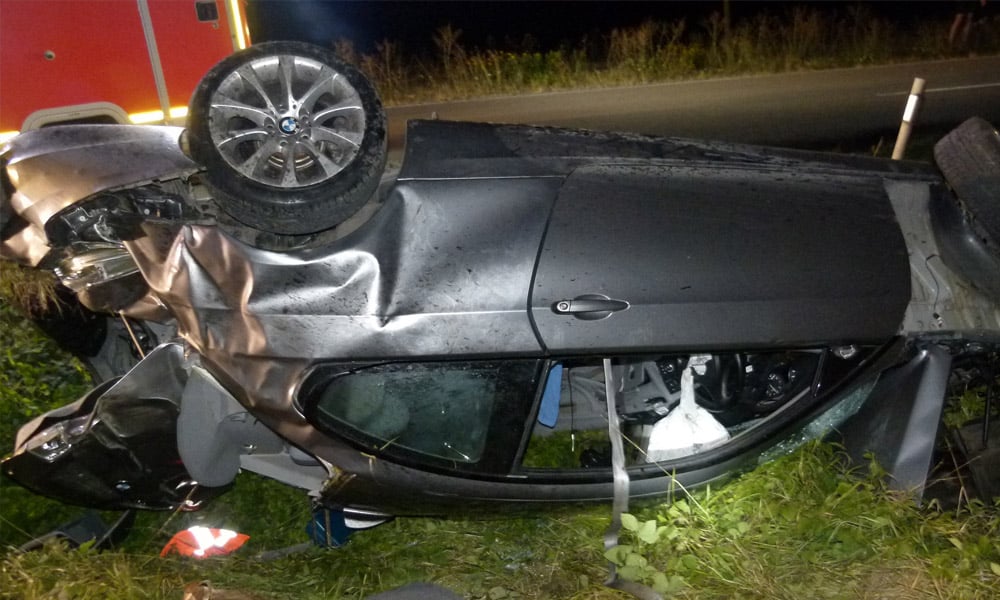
[333,7,1000,106]
[1,444,998,599]
[612,445,1000,599]
[0,299,94,549]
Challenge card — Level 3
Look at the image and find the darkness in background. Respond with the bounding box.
[247,1,962,54]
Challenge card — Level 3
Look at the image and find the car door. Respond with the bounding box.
[529,163,911,353]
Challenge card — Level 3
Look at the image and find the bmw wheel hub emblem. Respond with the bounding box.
[279,117,299,134]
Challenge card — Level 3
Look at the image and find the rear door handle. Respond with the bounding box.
[553,294,629,320]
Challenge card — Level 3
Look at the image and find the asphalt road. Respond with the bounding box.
[385,56,1000,156]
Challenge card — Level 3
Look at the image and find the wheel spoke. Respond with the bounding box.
[279,145,300,186]
[217,128,269,150]
[211,94,273,126]
[293,138,341,180]
[235,63,279,115]
[311,99,363,124]
[238,137,284,180]
[298,70,339,113]
[314,149,345,175]
[312,126,363,149]
[277,55,297,111]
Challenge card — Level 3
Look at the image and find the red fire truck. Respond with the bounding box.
[0,0,250,142]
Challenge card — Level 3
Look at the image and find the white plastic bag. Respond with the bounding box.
[645,355,731,462]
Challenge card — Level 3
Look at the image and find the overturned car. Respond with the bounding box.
[1,42,999,523]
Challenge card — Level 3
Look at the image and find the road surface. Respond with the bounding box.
[385,56,1000,156]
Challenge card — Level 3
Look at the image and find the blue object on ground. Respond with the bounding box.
[307,508,354,547]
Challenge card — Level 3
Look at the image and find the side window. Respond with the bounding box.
[307,360,539,468]
[521,359,613,469]
[521,351,829,472]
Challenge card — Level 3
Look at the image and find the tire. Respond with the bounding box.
[934,117,1000,255]
[186,42,387,236]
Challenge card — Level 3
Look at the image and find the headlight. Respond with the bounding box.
[55,243,139,292]
[25,415,94,462]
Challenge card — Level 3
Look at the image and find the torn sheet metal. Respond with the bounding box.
[838,344,952,500]
[1,125,199,267]
[2,125,198,229]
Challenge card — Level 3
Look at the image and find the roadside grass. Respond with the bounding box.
[0,299,94,550]
[611,444,1000,599]
[333,7,1000,105]
[0,262,62,317]
[2,442,999,599]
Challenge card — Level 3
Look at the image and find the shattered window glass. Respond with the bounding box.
[756,377,878,466]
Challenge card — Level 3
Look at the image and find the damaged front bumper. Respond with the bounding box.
[2,342,328,511]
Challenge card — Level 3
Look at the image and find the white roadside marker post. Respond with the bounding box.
[892,77,926,160]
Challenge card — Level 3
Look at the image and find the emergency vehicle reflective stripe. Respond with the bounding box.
[129,106,189,124]
[227,0,249,50]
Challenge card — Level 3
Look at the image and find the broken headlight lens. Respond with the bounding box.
[25,415,94,462]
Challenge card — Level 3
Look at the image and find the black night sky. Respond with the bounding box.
[247,1,959,55]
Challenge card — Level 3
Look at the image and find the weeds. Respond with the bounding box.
[0,300,94,549]
[0,262,61,317]
[611,443,1000,599]
[2,442,998,599]
[331,8,999,105]
[0,301,90,457]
